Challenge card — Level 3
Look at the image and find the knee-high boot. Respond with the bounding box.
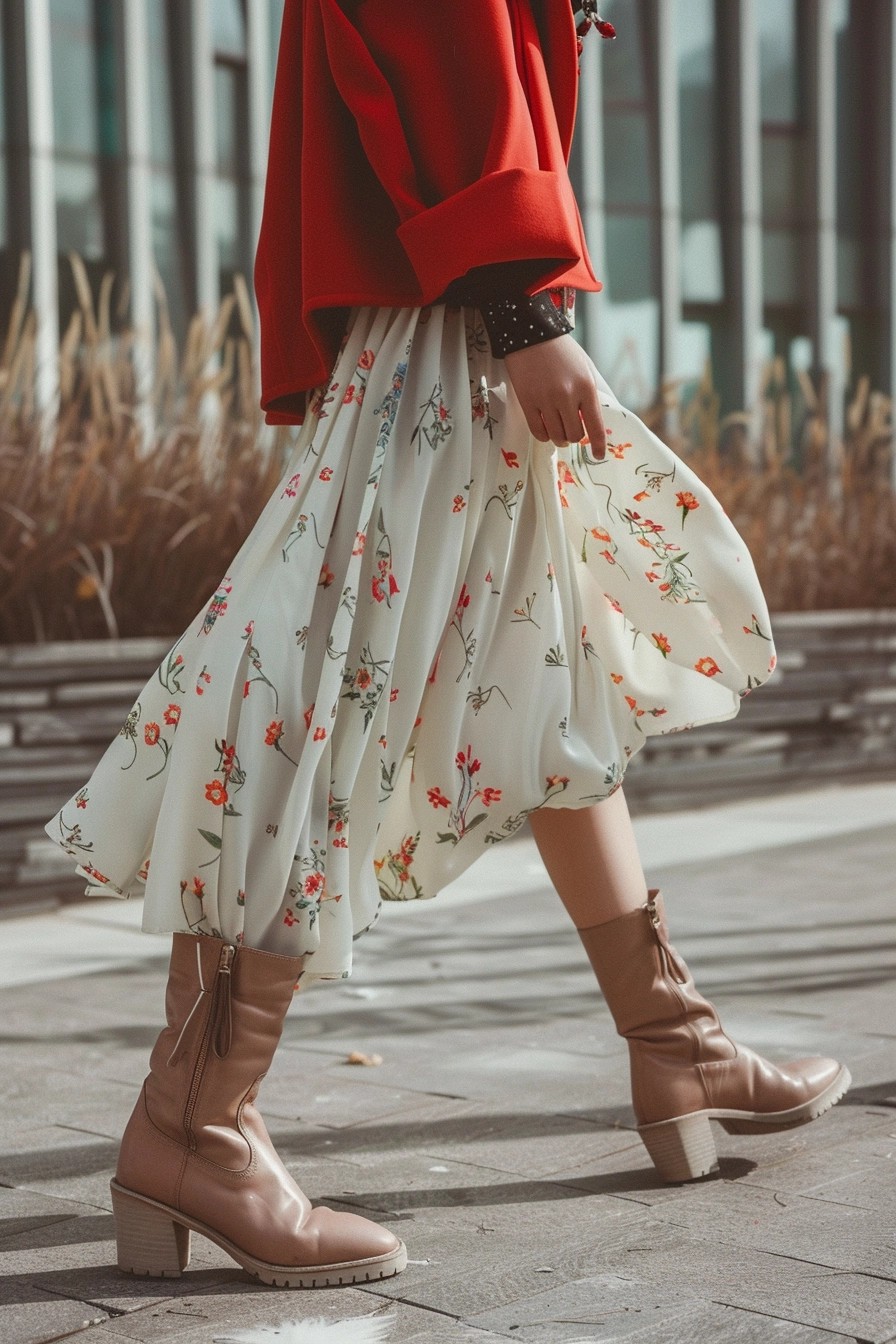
[111,932,406,1287]
[578,889,850,1182]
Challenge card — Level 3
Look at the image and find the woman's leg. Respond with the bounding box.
[529,787,849,1184]
[528,785,648,928]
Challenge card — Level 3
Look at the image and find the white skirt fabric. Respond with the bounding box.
[45,302,777,981]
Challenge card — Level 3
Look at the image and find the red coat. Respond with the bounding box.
[253,0,602,425]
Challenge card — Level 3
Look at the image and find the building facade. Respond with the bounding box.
[0,0,892,453]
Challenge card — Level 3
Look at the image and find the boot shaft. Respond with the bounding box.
[144,933,304,1161]
[578,890,737,1058]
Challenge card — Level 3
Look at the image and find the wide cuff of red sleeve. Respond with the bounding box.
[397,167,602,300]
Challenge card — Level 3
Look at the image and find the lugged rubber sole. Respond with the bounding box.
[637,1064,852,1182]
[110,1181,408,1288]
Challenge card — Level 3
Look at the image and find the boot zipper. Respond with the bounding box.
[184,943,235,1149]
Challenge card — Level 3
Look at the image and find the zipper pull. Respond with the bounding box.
[211,944,234,1059]
[646,892,689,985]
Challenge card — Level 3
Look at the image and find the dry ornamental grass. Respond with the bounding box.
[0,251,893,643]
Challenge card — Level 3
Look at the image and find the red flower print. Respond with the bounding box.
[611,672,623,684]
[174,654,184,666]
[480,787,502,806]
[452,495,466,512]
[414,715,422,728]
[319,562,335,588]
[265,720,284,746]
[501,449,520,469]
[237,889,246,906]
[388,573,400,596]
[694,656,722,677]
[456,745,481,774]
[625,695,638,711]
[319,466,333,481]
[371,576,385,603]
[633,490,650,501]
[243,680,251,698]
[355,668,372,689]
[221,742,236,777]
[353,532,366,554]
[390,687,399,701]
[427,787,451,809]
[546,774,570,787]
[676,490,700,524]
[558,463,576,485]
[608,441,631,459]
[343,383,356,404]
[438,402,449,421]
[192,876,205,897]
[358,348,375,369]
[303,704,315,730]
[281,473,301,499]
[283,909,296,926]
[304,871,324,896]
[600,549,616,565]
[205,779,228,806]
[455,583,471,614]
[313,726,327,741]
[652,633,671,657]
[591,526,611,542]
[144,722,160,746]
[163,704,181,726]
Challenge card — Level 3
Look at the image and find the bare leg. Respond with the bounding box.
[528,786,648,929]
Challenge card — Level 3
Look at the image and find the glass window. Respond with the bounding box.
[146,3,191,347]
[758,0,806,309]
[757,0,799,122]
[597,0,660,403]
[50,0,101,157]
[214,1,252,308]
[212,0,247,59]
[50,0,126,334]
[834,2,888,391]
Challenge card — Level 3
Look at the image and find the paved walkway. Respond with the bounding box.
[1,781,895,1344]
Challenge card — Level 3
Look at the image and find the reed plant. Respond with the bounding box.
[0,251,893,643]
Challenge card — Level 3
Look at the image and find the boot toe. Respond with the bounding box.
[305,1206,403,1265]
[785,1055,848,1100]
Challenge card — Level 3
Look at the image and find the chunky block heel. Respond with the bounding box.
[638,1111,719,1182]
[111,1181,191,1277]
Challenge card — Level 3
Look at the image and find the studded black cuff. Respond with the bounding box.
[478,291,574,359]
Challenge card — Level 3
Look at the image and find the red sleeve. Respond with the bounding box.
[316,0,600,299]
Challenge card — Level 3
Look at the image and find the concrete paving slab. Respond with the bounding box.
[0,782,893,1342]
[0,1278,111,1344]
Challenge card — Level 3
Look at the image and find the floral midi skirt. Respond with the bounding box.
[45,301,776,981]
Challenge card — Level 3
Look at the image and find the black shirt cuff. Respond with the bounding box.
[478,290,574,358]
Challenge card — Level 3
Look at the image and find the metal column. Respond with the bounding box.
[246,1,274,374]
[122,0,155,450]
[22,0,58,428]
[576,29,607,368]
[806,0,843,471]
[656,0,682,439]
[189,0,219,329]
[725,0,764,460]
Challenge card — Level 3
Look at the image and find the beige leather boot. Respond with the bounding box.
[111,932,406,1287]
[578,889,850,1182]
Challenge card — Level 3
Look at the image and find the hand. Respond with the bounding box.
[504,333,607,460]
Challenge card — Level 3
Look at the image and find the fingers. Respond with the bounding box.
[578,381,607,460]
